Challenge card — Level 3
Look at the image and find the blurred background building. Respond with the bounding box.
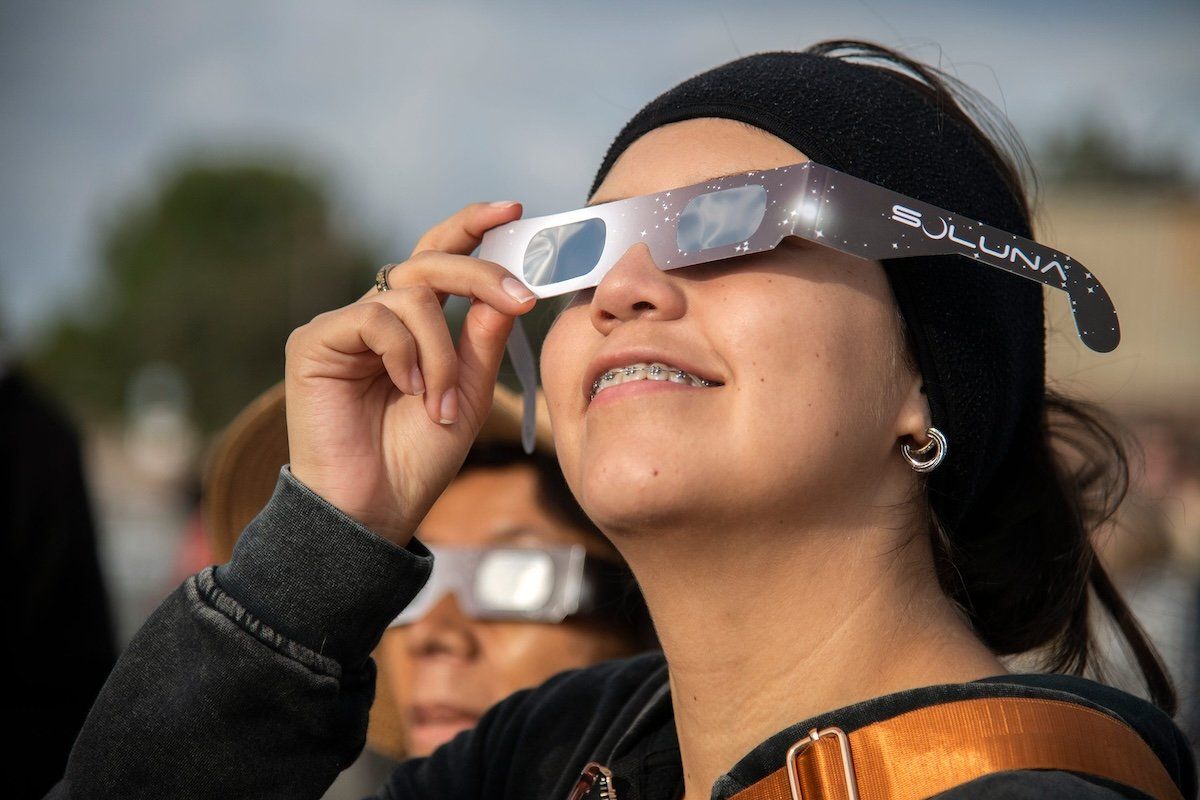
[2,1,1197,796]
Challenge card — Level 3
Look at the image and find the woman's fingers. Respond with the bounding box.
[408,201,526,305]
[283,203,533,540]
[291,301,419,391]
[356,303,422,396]
[293,291,453,424]
[398,250,537,308]
[363,287,461,424]
[412,200,522,257]
[356,288,524,427]
[359,251,535,311]
[333,202,535,426]
[356,251,538,425]
[456,298,517,419]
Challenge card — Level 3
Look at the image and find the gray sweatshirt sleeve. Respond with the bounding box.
[47,465,436,800]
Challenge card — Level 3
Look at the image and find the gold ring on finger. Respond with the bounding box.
[374,263,401,293]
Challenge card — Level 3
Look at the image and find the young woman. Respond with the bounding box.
[50,41,1196,800]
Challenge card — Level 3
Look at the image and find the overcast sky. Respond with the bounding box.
[2,0,1197,348]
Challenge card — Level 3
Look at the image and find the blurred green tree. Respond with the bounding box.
[1042,115,1196,191]
[28,160,377,433]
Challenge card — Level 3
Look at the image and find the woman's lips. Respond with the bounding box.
[409,704,481,752]
[586,376,715,410]
[583,349,723,404]
[411,703,481,725]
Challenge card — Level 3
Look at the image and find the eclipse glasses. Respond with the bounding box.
[477,159,1120,453]
[389,544,636,626]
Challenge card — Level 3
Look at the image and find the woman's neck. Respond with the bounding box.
[613,514,1006,800]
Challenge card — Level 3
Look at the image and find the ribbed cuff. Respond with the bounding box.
[213,465,433,668]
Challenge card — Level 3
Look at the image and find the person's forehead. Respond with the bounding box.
[417,464,581,547]
[589,117,809,206]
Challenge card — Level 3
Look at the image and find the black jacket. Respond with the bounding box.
[48,467,1198,800]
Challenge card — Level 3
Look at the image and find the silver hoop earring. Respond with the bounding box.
[901,427,948,473]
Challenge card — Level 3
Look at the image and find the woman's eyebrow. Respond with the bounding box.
[585,177,705,208]
[586,172,734,208]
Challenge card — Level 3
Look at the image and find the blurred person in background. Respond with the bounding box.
[1094,414,1200,763]
[202,380,657,797]
[1,356,117,798]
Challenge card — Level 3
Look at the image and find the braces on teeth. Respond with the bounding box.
[590,363,719,400]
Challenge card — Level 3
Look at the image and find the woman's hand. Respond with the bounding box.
[284,201,535,546]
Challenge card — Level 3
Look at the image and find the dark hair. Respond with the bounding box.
[804,40,1176,713]
[459,441,659,651]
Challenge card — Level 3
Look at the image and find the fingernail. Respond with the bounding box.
[409,365,425,395]
[501,276,536,303]
[489,200,519,208]
[439,388,458,425]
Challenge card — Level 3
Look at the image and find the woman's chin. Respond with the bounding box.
[576,447,706,533]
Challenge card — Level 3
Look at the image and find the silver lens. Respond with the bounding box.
[676,184,767,252]
[475,549,555,612]
[522,217,606,286]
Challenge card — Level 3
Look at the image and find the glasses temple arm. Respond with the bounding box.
[505,315,540,454]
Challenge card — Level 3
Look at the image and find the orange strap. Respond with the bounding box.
[728,696,1183,800]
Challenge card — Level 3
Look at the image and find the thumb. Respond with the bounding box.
[456,297,520,421]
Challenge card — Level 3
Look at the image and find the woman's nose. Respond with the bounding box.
[589,242,686,335]
[404,592,480,660]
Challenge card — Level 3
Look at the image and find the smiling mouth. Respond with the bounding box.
[411,704,479,726]
[589,362,722,402]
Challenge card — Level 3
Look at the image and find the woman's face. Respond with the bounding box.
[541,118,928,537]
[374,462,638,758]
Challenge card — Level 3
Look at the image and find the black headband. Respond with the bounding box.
[587,50,1046,533]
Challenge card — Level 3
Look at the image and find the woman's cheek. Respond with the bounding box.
[538,317,586,485]
[539,314,577,411]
